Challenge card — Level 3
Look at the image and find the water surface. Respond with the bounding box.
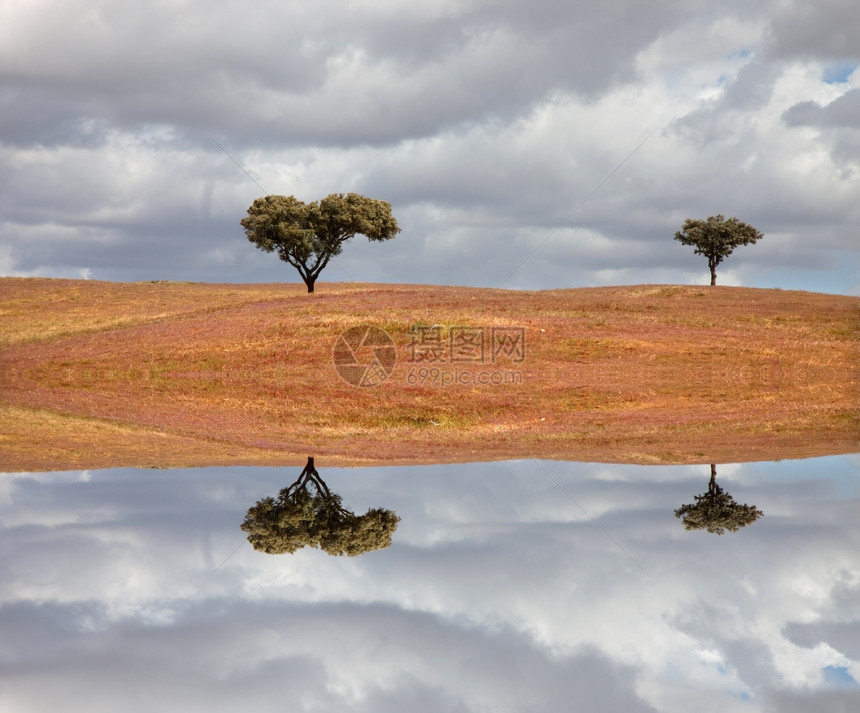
[2,456,858,712]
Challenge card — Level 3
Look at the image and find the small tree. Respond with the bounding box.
[674,214,763,285]
[674,464,763,535]
[241,193,400,293]
[241,457,400,556]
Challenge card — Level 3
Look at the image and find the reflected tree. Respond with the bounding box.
[674,464,763,535]
[241,457,400,556]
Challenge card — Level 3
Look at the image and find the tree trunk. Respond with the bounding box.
[709,263,717,286]
[305,278,315,293]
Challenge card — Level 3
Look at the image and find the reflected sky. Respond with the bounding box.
[2,456,859,712]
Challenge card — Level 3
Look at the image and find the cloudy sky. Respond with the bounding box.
[1,456,859,712]
[1,0,858,293]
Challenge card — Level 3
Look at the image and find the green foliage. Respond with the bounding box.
[241,459,400,556]
[674,214,764,285]
[240,193,400,292]
[674,480,763,535]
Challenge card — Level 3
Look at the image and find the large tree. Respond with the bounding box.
[674,464,763,535]
[241,193,400,293]
[674,214,764,285]
[241,457,400,556]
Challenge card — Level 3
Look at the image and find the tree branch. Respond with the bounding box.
[310,252,334,280]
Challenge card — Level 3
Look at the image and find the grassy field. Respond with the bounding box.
[1,278,857,471]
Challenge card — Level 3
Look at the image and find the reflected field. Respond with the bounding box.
[2,281,857,470]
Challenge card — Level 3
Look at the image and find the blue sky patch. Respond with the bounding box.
[823,666,857,688]
[823,63,856,84]
[727,690,752,701]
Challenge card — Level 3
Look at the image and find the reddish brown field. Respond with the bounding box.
[1,278,857,471]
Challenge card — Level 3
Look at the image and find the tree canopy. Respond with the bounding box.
[674,465,763,535]
[674,214,764,285]
[241,457,400,556]
[241,193,400,292]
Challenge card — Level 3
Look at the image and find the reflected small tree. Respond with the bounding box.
[674,464,763,535]
[241,457,400,556]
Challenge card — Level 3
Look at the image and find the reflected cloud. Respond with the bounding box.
[1,456,857,712]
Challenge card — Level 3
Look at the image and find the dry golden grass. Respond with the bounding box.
[1,278,857,471]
